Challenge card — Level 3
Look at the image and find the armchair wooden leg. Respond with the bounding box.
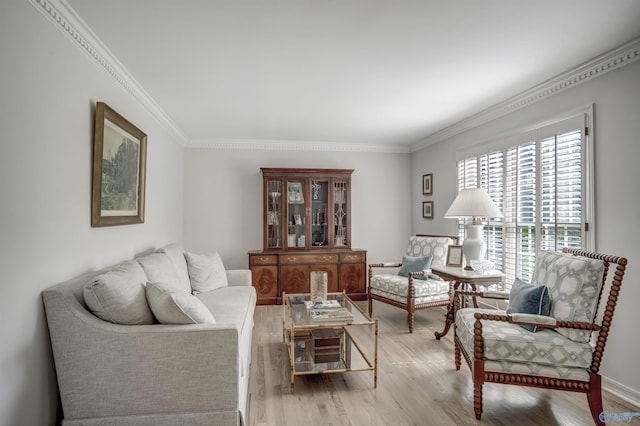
[454,341,461,370]
[473,359,484,420]
[587,372,605,426]
[407,312,414,333]
[368,297,373,317]
[474,381,483,420]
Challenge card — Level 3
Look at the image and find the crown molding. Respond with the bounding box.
[29,0,640,154]
[410,37,640,153]
[29,0,189,146]
[187,138,410,153]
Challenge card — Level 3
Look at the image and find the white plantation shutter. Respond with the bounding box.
[508,141,537,284]
[480,151,504,272]
[539,130,583,251]
[454,112,592,288]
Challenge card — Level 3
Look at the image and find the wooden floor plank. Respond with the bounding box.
[247,301,638,425]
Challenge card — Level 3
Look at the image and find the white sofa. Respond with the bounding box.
[42,244,256,426]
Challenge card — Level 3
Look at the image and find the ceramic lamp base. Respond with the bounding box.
[463,224,486,269]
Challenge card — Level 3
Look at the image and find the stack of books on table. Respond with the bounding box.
[309,307,353,322]
[304,299,342,310]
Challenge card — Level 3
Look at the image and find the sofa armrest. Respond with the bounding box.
[43,287,244,421]
[226,269,252,286]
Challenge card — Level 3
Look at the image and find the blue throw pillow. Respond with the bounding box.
[506,278,551,332]
[398,255,433,281]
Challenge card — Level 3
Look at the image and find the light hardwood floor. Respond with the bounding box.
[247,301,638,426]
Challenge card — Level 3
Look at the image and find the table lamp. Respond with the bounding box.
[444,188,503,270]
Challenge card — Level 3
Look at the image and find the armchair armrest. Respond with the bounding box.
[509,313,557,327]
[368,262,401,268]
[455,289,509,299]
[472,311,600,332]
[482,290,510,299]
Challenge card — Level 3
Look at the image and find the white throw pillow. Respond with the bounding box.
[84,260,154,325]
[185,251,228,293]
[155,243,191,292]
[145,282,216,324]
[136,252,190,294]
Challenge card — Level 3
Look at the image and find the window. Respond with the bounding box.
[455,111,593,287]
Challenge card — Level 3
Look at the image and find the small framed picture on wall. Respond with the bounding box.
[422,201,433,219]
[422,173,433,195]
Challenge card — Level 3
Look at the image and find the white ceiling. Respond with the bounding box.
[66,0,640,150]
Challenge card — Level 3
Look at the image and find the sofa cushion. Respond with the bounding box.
[196,286,255,327]
[137,252,190,294]
[196,286,257,379]
[370,274,450,300]
[398,255,432,280]
[532,251,605,343]
[146,282,216,324]
[185,251,228,293]
[155,243,191,292]
[83,260,154,325]
[456,307,593,381]
[506,278,551,332]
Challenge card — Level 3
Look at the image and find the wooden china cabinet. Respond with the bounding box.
[248,168,367,304]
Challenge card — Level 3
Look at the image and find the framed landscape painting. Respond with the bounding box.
[91,102,147,227]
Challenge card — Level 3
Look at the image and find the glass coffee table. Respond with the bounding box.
[282,291,378,391]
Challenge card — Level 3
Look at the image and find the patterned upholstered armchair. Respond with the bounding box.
[453,248,628,425]
[368,234,459,333]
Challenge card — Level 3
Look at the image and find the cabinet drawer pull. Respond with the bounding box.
[286,256,297,261]
[345,255,358,260]
[322,256,333,261]
[259,257,270,262]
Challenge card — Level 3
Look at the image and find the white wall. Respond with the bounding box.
[183,148,411,269]
[0,2,184,424]
[411,59,640,401]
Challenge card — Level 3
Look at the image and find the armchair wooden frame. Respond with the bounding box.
[368,234,460,333]
[453,248,628,425]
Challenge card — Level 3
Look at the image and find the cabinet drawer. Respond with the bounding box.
[249,254,278,265]
[280,253,338,264]
[340,252,366,263]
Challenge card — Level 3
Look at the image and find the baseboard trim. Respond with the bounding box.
[603,376,640,409]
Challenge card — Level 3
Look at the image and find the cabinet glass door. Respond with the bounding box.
[333,181,348,247]
[286,180,306,248]
[266,180,282,249]
[310,179,329,247]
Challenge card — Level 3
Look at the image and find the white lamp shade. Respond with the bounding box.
[444,188,503,220]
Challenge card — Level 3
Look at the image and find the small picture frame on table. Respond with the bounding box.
[446,245,464,267]
[422,201,433,219]
[422,173,433,195]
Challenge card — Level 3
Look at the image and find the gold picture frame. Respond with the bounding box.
[91,102,147,227]
[446,245,464,267]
